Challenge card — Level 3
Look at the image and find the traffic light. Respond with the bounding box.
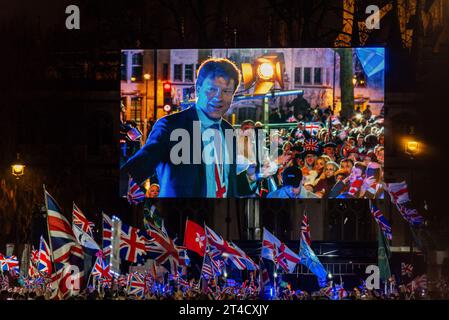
[163,82,172,106]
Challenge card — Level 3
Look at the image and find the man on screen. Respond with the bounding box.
[121,58,258,198]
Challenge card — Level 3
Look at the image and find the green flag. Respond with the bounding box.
[378,225,391,281]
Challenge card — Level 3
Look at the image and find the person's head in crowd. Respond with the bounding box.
[347,136,356,147]
[281,166,303,195]
[364,134,378,149]
[240,119,255,132]
[314,156,329,175]
[348,150,359,162]
[324,161,339,179]
[349,162,367,183]
[374,146,384,165]
[323,142,337,159]
[297,121,305,130]
[303,152,317,168]
[377,133,384,145]
[370,126,379,135]
[283,141,293,153]
[254,121,263,128]
[339,158,354,174]
[146,183,160,198]
[195,58,241,120]
[357,134,365,147]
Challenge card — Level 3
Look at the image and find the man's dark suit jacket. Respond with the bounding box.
[121,106,252,198]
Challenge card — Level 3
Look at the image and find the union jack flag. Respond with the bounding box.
[120,223,148,263]
[401,262,413,277]
[1,255,19,273]
[45,190,84,268]
[0,274,9,290]
[91,254,111,281]
[102,213,113,256]
[48,264,82,300]
[301,213,311,246]
[37,235,52,275]
[28,263,38,278]
[45,190,84,296]
[30,249,39,266]
[127,178,145,205]
[387,181,424,226]
[370,202,392,240]
[335,284,348,300]
[205,225,258,271]
[72,203,95,239]
[396,202,424,226]
[303,138,319,152]
[387,181,411,204]
[146,227,184,274]
[407,274,427,291]
[127,272,146,298]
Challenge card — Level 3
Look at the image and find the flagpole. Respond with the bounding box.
[43,185,56,274]
[183,217,189,248]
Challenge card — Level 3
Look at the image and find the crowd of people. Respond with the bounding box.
[234,101,385,199]
[1,274,444,301]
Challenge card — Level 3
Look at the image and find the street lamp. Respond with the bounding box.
[11,153,25,179]
[143,73,151,141]
[405,140,420,159]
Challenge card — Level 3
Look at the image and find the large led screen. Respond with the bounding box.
[119,48,385,199]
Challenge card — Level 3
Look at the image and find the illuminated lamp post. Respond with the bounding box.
[11,153,25,179]
[143,73,151,141]
[404,131,421,273]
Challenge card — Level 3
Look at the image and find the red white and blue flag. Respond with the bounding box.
[127,127,142,142]
[45,190,84,267]
[0,255,19,273]
[387,181,424,226]
[127,272,146,298]
[102,213,113,256]
[262,228,300,273]
[119,223,148,263]
[72,203,100,251]
[30,249,39,266]
[127,178,145,205]
[401,262,413,278]
[91,252,111,281]
[146,226,186,274]
[37,236,52,275]
[303,138,320,152]
[205,225,257,271]
[301,213,311,247]
[370,202,393,240]
[45,190,84,296]
[201,252,219,279]
[304,122,322,136]
[72,203,95,239]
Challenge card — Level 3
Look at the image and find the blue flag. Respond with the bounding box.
[298,238,328,287]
